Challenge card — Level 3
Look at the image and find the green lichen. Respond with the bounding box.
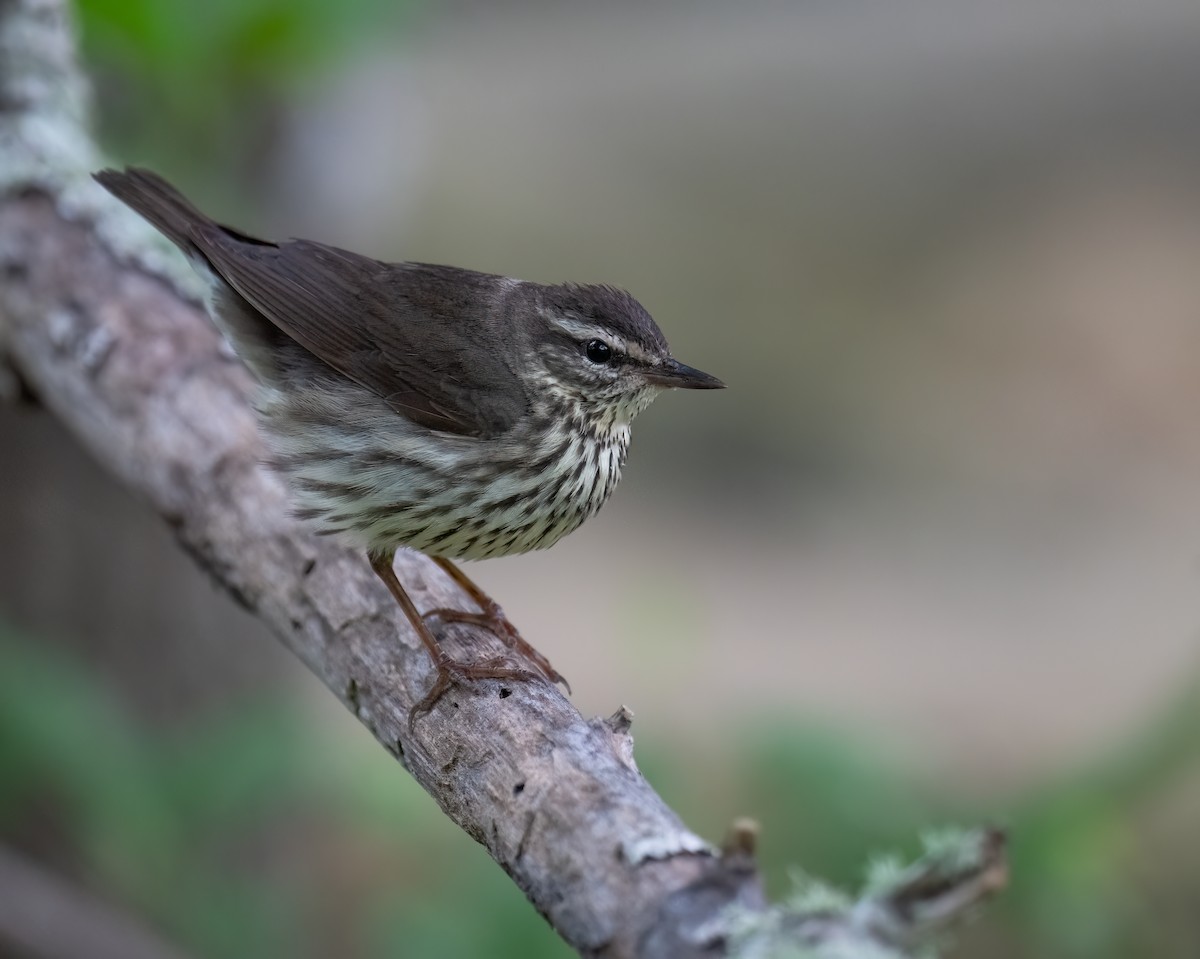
[916,826,985,875]
[862,854,907,897]
[722,827,1002,959]
[785,869,854,916]
[0,0,204,300]
[0,0,96,195]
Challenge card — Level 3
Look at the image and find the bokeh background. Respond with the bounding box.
[3,0,1200,956]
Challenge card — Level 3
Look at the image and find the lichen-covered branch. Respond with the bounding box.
[726,827,1008,958]
[0,0,1006,955]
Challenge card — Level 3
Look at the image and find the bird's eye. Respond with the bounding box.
[584,339,612,364]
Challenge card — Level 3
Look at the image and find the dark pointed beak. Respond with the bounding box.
[644,358,726,390]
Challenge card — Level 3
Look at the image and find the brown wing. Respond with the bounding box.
[195,231,529,438]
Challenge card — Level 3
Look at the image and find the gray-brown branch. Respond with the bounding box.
[0,0,1005,955]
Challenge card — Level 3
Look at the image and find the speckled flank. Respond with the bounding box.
[265,368,658,561]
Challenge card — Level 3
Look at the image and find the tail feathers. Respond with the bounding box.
[93,167,216,252]
[94,167,294,382]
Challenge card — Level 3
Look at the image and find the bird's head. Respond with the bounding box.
[524,282,724,430]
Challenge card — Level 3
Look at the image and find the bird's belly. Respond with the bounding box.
[279,421,629,561]
[432,434,628,559]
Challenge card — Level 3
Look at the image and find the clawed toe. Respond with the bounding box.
[407,655,543,728]
[372,553,572,728]
[422,606,569,691]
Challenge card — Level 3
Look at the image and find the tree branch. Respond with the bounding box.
[0,0,1006,954]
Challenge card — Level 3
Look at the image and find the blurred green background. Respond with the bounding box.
[3,0,1200,956]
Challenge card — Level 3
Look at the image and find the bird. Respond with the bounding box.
[94,167,724,722]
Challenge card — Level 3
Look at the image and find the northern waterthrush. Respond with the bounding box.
[95,167,724,720]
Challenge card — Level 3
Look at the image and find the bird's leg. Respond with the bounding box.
[423,556,571,693]
[368,550,542,727]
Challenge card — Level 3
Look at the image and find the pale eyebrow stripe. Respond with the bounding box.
[544,315,657,363]
[546,315,613,341]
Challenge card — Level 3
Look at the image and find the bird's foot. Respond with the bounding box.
[409,654,542,728]
[423,603,571,694]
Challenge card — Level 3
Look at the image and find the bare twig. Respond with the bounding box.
[0,0,1006,954]
[727,828,1008,958]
